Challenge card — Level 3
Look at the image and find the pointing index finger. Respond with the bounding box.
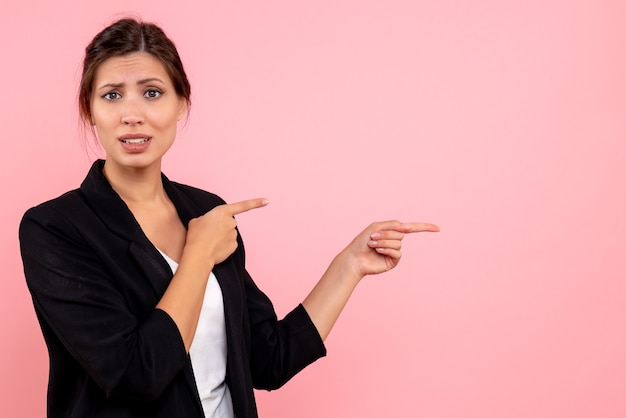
[400,222,440,233]
[226,198,270,216]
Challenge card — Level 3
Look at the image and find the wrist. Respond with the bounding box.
[179,245,215,277]
[331,250,364,285]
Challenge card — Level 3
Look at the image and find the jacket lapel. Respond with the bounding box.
[80,160,174,298]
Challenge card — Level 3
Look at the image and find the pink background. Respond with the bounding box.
[2,1,625,417]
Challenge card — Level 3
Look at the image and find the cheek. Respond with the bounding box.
[91,121,111,144]
[152,107,182,132]
[90,111,114,140]
[90,104,112,128]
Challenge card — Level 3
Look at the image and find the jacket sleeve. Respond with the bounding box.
[19,205,189,401]
[234,234,327,390]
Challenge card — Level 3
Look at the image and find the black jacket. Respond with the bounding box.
[19,160,326,417]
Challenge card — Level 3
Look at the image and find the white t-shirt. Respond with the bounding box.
[158,249,234,418]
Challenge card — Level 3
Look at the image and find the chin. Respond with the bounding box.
[106,154,163,171]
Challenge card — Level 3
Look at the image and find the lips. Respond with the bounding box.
[118,133,152,152]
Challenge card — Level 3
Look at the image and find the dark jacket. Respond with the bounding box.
[19,160,326,418]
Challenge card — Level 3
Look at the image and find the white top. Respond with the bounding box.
[158,249,234,418]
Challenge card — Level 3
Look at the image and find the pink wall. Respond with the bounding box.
[2,1,625,417]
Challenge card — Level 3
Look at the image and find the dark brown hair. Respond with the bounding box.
[78,18,191,124]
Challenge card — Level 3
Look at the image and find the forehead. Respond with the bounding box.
[93,52,172,85]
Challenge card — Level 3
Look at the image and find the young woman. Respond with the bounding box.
[19,18,439,418]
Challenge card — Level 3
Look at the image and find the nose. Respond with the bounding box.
[120,99,144,125]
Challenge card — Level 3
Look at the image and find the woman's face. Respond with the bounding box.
[90,52,187,172]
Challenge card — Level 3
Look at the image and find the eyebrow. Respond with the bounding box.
[96,78,166,91]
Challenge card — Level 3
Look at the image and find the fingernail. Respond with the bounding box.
[370,232,380,239]
[262,199,270,205]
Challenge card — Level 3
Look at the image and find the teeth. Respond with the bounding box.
[122,138,149,144]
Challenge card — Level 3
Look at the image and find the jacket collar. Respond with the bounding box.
[79,160,203,240]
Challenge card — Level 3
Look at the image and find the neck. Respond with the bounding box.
[102,160,167,205]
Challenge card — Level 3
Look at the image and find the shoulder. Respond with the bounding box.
[19,189,91,257]
[21,189,86,228]
[20,188,91,236]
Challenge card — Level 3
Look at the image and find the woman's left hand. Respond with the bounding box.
[343,220,440,278]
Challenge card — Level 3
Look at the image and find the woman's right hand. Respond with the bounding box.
[184,198,269,269]
[157,197,268,351]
